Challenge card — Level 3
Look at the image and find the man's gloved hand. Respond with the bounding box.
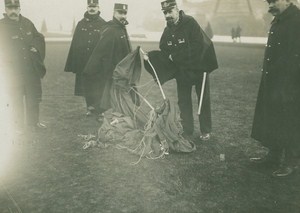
[141,50,149,61]
[30,47,37,52]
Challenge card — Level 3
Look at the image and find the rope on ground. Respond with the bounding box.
[78,134,96,141]
[146,140,169,160]
[78,134,100,149]
[116,138,147,165]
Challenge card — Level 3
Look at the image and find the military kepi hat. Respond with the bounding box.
[266,0,277,3]
[87,0,98,6]
[161,0,177,11]
[5,0,20,7]
[114,3,128,12]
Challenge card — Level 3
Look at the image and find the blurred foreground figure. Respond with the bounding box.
[159,0,218,141]
[84,3,132,118]
[251,0,300,177]
[0,0,47,132]
[65,0,106,117]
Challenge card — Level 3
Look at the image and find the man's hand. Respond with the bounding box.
[169,54,173,61]
[142,51,149,61]
[30,47,37,52]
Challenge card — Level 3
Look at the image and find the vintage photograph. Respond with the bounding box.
[0,0,300,212]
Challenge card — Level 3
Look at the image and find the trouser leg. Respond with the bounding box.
[176,80,193,135]
[284,146,299,168]
[268,146,283,164]
[83,75,94,109]
[25,97,39,126]
[10,90,25,130]
[7,82,25,130]
[84,74,105,114]
[24,87,40,126]
[84,94,94,109]
[195,75,212,134]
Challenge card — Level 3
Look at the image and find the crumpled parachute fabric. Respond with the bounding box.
[87,47,196,160]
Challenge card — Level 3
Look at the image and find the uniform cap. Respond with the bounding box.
[265,0,277,3]
[114,3,128,11]
[87,0,98,6]
[5,0,20,7]
[161,0,177,11]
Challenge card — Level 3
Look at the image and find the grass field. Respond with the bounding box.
[0,41,299,213]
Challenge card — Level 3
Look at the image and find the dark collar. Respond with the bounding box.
[167,10,188,30]
[3,13,22,24]
[84,11,100,21]
[272,4,298,24]
[111,17,127,28]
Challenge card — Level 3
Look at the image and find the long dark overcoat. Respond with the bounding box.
[251,4,300,154]
[64,12,106,96]
[83,18,132,110]
[0,14,46,101]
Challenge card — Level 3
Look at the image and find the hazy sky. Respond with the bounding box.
[0,0,185,32]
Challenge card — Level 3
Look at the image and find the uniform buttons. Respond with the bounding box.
[172,35,174,37]
[268,45,271,47]
[174,44,177,46]
[89,33,92,35]
[267,58,270,61]
[265,44,268,47]
[88,40,91,43]
[266,72,268,74]
[87,48,90,51]
[261,69,263,72]
[278,42,281,45]
[270,32,274,34]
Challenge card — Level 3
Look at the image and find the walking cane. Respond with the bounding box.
[197,72,207,115]
[140,48,167,100]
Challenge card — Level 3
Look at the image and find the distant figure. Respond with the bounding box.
[231,25,242,43]
[64,0,106,117]
[231,27,236,42]
[235,25,242,43]
[204,22,213,39]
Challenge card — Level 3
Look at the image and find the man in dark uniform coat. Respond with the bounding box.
[251,0,300,177]
[159,0,218,141]
[84,3,132,114]
[64,0,106,116]
[0,0,46,132]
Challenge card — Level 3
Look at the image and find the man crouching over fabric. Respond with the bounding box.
[159,0,218,142]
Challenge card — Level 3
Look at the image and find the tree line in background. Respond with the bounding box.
[39,0,299,37]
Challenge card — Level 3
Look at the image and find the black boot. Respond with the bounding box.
[250,148,282,169]
[272,149,298,177]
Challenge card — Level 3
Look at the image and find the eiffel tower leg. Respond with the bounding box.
[213,0,221,16]
[246,0,254,17]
